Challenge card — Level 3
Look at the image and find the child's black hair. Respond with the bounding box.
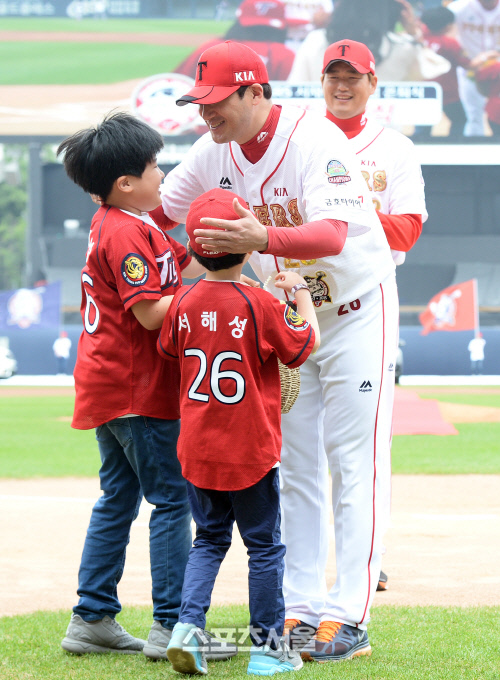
[57,112,164,201]
[187,243,246,272]
[420,7,455,35]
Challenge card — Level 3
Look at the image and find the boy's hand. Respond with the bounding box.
[274,272,309,294]
[240,274,260,287]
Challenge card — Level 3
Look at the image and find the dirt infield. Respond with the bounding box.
[1,473,499,617]
[0,29,213,135]
[0,31,213,45]
[1,385,499,616]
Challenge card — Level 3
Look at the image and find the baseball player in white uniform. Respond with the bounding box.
[282,0,333,51]
[320,38,428,594]
[448,0,500,135]
[156,40,398,662]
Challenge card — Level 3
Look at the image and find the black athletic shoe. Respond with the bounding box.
[300,621,371,662]
[283,619,317,651]
[377,570,388,591]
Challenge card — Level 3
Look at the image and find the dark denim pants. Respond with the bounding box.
[73,416,192,628]
[180,467,285,647]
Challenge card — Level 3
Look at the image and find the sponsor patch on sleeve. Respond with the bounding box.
[284,302,309,331]
[121,253,149,286]
[326,159,351,184]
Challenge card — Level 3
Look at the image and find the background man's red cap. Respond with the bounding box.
[322,39,376,75]
[186,188,248,258]
[176,41,269,106]
[236,0,286,29]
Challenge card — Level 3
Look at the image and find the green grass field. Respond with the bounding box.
[0,17,231,85]
[0,387,499,679]
[0,17,232,33]
[1,604,499,680]
[0,42,192,85]
[0,387,498,477]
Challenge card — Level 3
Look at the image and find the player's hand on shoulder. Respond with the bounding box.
[274,272,308,294]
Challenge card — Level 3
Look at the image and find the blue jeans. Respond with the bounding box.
[74,416,192,629]
[180,467,285,648]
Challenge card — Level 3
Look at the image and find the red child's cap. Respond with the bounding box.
[176,41,269,106]
[322,39,376,75]
[186,188,248,258]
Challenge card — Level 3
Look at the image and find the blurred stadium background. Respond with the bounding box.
[0,0,499,377]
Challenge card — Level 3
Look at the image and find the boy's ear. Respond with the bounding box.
[115,175,133,193]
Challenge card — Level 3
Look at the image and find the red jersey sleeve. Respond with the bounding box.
[376,212,422,252]
[259,294,316,368]
[165,234,192,271]
[157,288,185,360]
[105,217,163,311]
[149,205,179,231]
[264,219,348,258]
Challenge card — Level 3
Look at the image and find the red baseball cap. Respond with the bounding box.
[186,188,248,258]
[236,0,286,29]
[176,41,269,106]
[322,39,376,75]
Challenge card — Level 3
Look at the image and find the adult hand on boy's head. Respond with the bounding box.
[194,198,269,254]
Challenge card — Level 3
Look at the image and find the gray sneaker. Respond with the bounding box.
[143,621,237,661]
[143,621,173,660]
[61,614,146,655]
[201,629,238,661]
[247,639,303,675]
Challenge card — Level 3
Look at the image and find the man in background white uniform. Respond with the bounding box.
[448,0,500,135]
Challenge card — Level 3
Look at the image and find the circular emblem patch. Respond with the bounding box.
[122,253,149,286]
[326,159,351,184]
[284,302,309,331]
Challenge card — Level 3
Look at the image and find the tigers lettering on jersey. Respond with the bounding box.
[156,249,179,290]
[253,199,304,228]
[121,253,149,286]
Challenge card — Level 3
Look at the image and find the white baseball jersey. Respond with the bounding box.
[351,118,428,265]
[161,102,398,631]
[468,336,486,360]
[283,0,333,43]
[448,0,500,56]
[161,105,395,310]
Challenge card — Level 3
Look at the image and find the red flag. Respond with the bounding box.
[419,279,478,335]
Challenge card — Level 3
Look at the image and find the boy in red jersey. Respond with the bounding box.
[57,114,235,662]
[157,188,320,676]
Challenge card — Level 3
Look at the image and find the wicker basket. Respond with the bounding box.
[278,359,301,414]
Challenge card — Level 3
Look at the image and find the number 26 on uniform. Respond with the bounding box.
[337,299,361,316]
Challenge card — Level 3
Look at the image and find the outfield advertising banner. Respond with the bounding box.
[0,281,61,330]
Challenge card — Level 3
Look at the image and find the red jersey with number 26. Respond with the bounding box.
[158,279,315,491]
[72,205,190,430]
